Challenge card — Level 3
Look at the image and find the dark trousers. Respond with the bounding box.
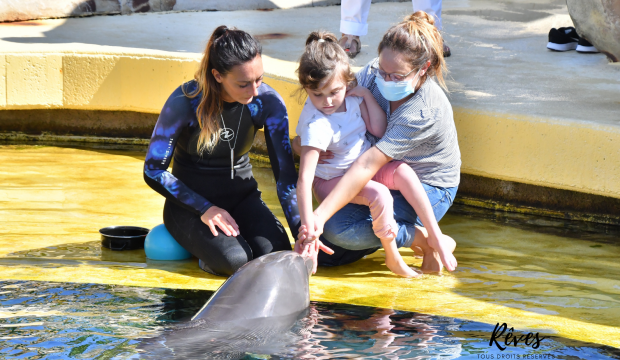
[164,189,291,277]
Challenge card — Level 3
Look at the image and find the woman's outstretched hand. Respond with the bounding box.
[201,206,240,237]
[345,85,371,98]
[294,225,334,274]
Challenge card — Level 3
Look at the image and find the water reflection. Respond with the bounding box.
[1,280,618,359]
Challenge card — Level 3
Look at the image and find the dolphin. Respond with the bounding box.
[138,251,313,359]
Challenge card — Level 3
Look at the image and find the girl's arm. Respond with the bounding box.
[347,86,387,138]
[297,146,321,242]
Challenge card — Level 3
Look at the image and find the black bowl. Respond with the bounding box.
[100,226,150,251]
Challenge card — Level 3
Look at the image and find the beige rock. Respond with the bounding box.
[567,0,620,62]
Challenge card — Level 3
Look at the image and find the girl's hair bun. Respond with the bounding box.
[305,31,338,46]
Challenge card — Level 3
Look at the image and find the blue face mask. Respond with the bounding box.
[374,69,422,101]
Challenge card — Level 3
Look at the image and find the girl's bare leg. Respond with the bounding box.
[313,175,421,278]
[351,180,419,278]
[381,235,421,278]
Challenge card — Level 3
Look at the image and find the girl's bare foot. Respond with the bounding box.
[380,235,421,278]
[385,255,421,278]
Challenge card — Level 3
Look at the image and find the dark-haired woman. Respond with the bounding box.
[301,12,461,273]
[144,26,307,277]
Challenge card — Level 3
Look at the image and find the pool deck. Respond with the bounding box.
[0,0,619,207]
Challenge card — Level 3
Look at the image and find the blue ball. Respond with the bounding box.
[145,224,192,260]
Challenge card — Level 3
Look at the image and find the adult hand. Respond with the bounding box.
[317,150,334,164]
[345,85,370,98]
[294,226,334,275]
[200,206,239,237]
[297,214,325,243]
[311,212,325,240]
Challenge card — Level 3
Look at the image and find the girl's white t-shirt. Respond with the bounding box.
[295,96,371,180]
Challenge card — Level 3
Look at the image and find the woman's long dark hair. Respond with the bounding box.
[183,26,262,153]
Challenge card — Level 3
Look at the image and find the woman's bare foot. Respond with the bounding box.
[410,227,456,274]
[420,249,443,274]
[427,234,457,272]
[412,245,424,258]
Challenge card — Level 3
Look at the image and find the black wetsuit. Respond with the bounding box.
[144,81,300,276]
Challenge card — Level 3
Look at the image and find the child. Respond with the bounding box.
[295,31,455,277]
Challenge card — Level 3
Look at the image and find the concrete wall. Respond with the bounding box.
[0,0,406,23]
[1,52,620,211]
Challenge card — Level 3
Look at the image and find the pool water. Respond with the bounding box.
[1,279,619,359]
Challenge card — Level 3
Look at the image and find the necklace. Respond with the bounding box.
[220,104,244,179]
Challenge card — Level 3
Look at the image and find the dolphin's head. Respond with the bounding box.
[257,251,312,276]
[193,251,311,323]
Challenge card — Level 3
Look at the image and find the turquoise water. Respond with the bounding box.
[1,280,618,359]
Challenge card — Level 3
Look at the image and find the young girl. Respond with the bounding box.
[295,31,455,278]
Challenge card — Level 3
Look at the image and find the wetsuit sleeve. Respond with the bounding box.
[143,86,214,216]
[257,91,301,236]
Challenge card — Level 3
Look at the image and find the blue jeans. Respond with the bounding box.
[318,184,458,266]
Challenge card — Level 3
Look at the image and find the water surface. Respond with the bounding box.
[1,280,619,359]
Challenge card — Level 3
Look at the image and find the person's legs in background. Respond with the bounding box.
[411,0,451,57]
[340,0,371,58]
[411,0,442,30]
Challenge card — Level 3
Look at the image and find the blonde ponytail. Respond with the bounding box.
[183,26,262,154]
[378,11,448,91]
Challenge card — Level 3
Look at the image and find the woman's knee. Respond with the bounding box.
[246,233,291,257]
[200,237,253,276]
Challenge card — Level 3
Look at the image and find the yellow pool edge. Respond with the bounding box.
[1,51,619,201]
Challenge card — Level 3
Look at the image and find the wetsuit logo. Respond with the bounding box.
[220,128,235,141]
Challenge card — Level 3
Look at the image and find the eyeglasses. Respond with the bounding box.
[370,60,418,82]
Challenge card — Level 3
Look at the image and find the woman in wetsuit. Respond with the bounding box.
[143,26,300,277]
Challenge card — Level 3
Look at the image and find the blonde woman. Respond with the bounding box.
[299,12,461,274]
